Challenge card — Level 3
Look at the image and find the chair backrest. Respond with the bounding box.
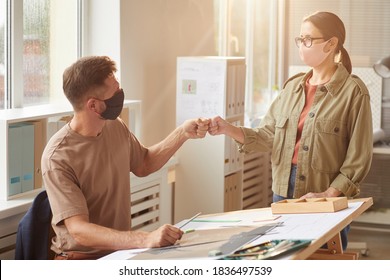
[15,190,54,260]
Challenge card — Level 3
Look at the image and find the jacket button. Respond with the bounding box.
[334,127,340,133]
[320,86,327,92]
[303,145,309,151]
[309,112,315,118]
[299,175,305,181]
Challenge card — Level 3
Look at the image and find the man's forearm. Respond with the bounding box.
[141,125,187,176]
[65,216,148,250]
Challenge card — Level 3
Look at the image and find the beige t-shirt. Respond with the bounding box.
[41,118,147,256]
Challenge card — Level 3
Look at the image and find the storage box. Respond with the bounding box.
[271,197,348,214]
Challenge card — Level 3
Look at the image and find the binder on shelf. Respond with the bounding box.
[236,64,246,115]
[46,115,73,142]
[8,124,23,196]
[227,62,246,117]
[31,119,46,189]
[46,119,58,142]
[8,122,35,196]
[224,176,230,211]
[231,120,241,172]
[21,123,34,193]
[224,136,231,175]
[232,172,242,210]
[224,172,242,212]
[224,119,243,176]
[226,65,236,117]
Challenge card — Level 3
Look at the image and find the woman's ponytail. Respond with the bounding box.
[339,46,352,74]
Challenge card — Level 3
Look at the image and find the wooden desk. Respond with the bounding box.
[101,198,373,260]
[294,197,373,260]
[200,197,373,260]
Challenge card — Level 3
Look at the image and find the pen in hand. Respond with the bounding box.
[179,212,202,229]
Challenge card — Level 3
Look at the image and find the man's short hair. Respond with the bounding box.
[63,56,117,111]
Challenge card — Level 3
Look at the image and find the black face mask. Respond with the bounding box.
[100,88,125,120]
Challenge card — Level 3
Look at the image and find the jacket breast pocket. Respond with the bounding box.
[312,119,348,173]
[271,116,288,165]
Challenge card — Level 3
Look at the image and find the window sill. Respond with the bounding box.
[0,189,42,220]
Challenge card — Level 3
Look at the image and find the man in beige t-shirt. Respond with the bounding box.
[41,56,210,259]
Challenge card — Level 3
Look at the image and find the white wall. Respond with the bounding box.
[82,0,121,69]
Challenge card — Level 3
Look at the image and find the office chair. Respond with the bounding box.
[15,190,55,260]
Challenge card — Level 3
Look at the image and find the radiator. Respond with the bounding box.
[360,153,390,209]
[242,152,273,209]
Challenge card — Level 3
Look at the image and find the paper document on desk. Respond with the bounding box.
[249,201,364,245]
[176,210,281,231]
[131,225,277,260]
[99,248,148,260]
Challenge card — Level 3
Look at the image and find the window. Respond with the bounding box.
[286,0,390,71]
[23,0,51,106]
[215,0,390,123]
[1,0,79,110]
[214,0,279,122]
[284,0,390,132]
[0,0,5,109]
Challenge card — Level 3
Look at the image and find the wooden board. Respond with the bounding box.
[271,197,348,214]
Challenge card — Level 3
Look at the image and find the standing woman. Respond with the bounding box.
[208,11,373,250]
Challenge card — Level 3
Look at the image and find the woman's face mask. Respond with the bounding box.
[299,39,331,68]
[99,88,125,120]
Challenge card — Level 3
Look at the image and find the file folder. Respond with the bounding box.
[8,124,23,196]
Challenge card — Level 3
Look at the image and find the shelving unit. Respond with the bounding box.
[0,100,141,202]
[0,100,143,259]
[0,104,71,202]
[174,56,246,222]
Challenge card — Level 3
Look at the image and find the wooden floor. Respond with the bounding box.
[347,223,390,260]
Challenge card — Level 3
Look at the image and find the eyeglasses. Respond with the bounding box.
[295,36,325,48]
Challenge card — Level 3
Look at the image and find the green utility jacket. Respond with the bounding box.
[239,63,373,198]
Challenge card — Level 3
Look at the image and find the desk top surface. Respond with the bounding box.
[101,198,373,260]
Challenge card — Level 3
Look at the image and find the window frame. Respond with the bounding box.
[2,0,82,110]
[217,0,281,121]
